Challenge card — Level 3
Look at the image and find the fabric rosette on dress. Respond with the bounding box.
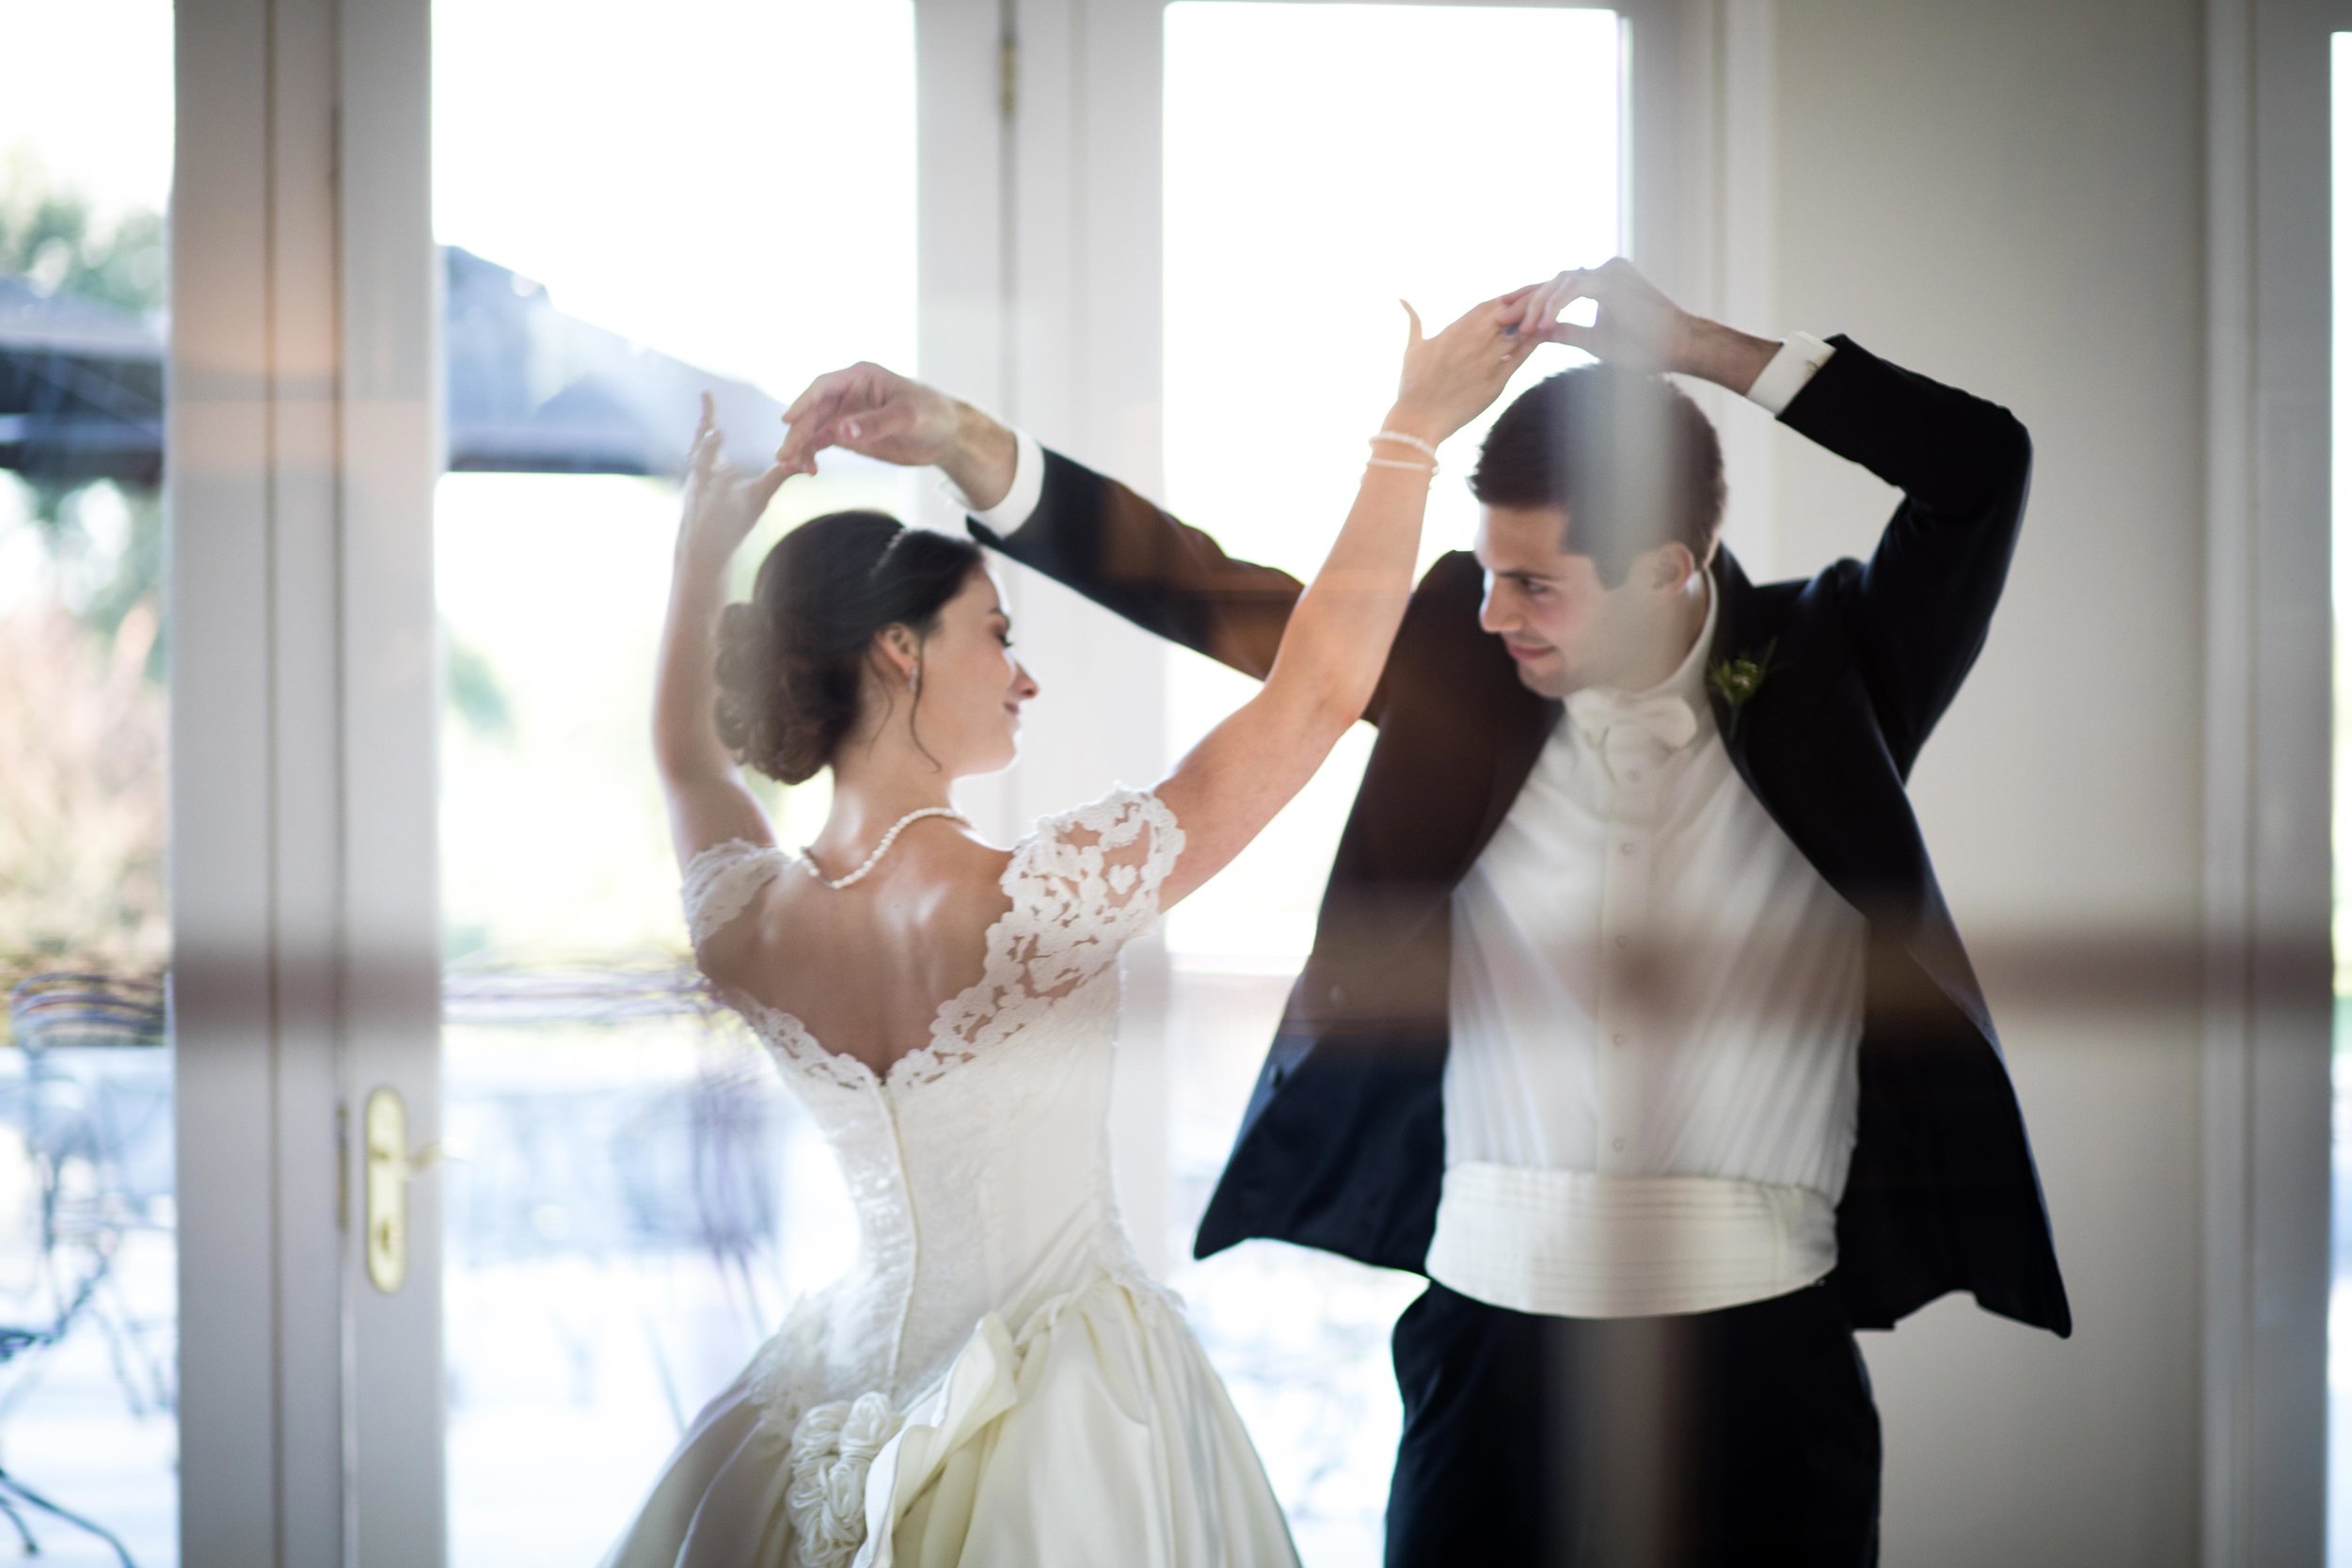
[787,1393,905,1568]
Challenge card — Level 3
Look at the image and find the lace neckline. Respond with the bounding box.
[729,991,986,1095]
[692,787,1180,1097]
[719,846,1073,1094]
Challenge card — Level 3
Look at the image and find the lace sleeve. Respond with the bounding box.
[931,787,1185,1054]
[680,839,788,950]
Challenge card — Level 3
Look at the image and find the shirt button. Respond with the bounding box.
[1612,1137,1627,1152]
[1626,768,1645,783]
[1612,1034,1627,1047]
[1614,935,1630,950]
[1620,842,1637,856]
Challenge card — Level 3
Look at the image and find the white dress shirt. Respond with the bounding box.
[1426,564,1867,1319]
[954,336,1851,1320]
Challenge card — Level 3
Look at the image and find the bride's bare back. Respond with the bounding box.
[695,820,1015,1078]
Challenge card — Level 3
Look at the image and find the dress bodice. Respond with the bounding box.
[604,788,1296,1568]
[679,787,1184,1408]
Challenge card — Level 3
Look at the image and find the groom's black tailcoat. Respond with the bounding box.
[969,338,2070,1338]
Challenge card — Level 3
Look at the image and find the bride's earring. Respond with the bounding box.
[909,665,921,695]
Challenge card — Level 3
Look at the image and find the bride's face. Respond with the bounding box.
[904,568,1040,777]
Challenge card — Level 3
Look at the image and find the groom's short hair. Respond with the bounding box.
[1470,365,1726,586]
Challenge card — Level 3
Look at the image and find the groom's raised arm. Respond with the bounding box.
[772,360,1308,684]
[1771,339,2032,772]
[965,438,1305,683]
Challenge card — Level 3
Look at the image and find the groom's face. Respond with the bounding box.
[1473,503,1645,697]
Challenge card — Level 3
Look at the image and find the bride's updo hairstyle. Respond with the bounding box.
[713,510,984,784]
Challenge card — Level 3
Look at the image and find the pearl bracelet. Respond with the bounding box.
[1372,429,1440,460]
[1366,455,1438,475]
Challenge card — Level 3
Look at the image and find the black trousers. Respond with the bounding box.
[1385,1282,1881,1568]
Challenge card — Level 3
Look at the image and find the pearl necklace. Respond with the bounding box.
[799,806,967,891]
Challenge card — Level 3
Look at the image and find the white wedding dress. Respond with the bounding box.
[599,787,1299,1568]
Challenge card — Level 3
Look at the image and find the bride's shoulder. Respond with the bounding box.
[901,828,1020,931]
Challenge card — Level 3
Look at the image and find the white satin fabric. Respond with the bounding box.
[601,788,1297,1568]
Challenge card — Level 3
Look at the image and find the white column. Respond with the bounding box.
[918,0,1018,843]
[2201,0,2335,1560]
[1621,0,1781,573]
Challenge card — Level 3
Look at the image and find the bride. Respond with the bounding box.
[603,297,1532,1568]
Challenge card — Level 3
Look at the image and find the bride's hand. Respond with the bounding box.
[1388,295,1540,442]
[677,392,790,571]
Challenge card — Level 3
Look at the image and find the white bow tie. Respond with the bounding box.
[1565,688,1701,759]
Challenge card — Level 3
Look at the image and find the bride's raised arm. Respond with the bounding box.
[651,394,793,872]
[1153,299,1534,909]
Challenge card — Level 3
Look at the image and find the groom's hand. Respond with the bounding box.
[775,362,1019,510]
[1502,257,1777,395]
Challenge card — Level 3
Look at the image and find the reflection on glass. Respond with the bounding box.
[1160,8,1620,1563]
[0,3,179,1563]
[432,3,915,1561]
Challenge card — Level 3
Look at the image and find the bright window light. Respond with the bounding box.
[1162,1,1621,968]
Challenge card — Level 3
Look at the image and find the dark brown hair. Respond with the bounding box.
[1470,365,1726,586]
[712,511,984,784]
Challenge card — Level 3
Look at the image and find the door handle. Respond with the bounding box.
[362,1086,440,1294]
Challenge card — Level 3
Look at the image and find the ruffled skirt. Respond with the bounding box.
[598,1275,1299,1568]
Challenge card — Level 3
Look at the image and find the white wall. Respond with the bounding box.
[1760,1,2208,1560]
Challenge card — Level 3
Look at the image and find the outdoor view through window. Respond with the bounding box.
[0,3,177,1563]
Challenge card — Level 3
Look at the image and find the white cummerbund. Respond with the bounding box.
[1423,1162,1838,1320]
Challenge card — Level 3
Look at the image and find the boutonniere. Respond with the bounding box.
[1708,639,1777,740]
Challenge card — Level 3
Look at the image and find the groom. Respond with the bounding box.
[775,259,2068,1565]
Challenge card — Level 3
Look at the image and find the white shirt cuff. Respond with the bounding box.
[942,428,1045,533]
[1744,332,1836,417]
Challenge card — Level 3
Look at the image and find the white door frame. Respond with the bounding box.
[172,0,441,1563]
[337,0,447,1559]
[2201,0,2340,1561]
